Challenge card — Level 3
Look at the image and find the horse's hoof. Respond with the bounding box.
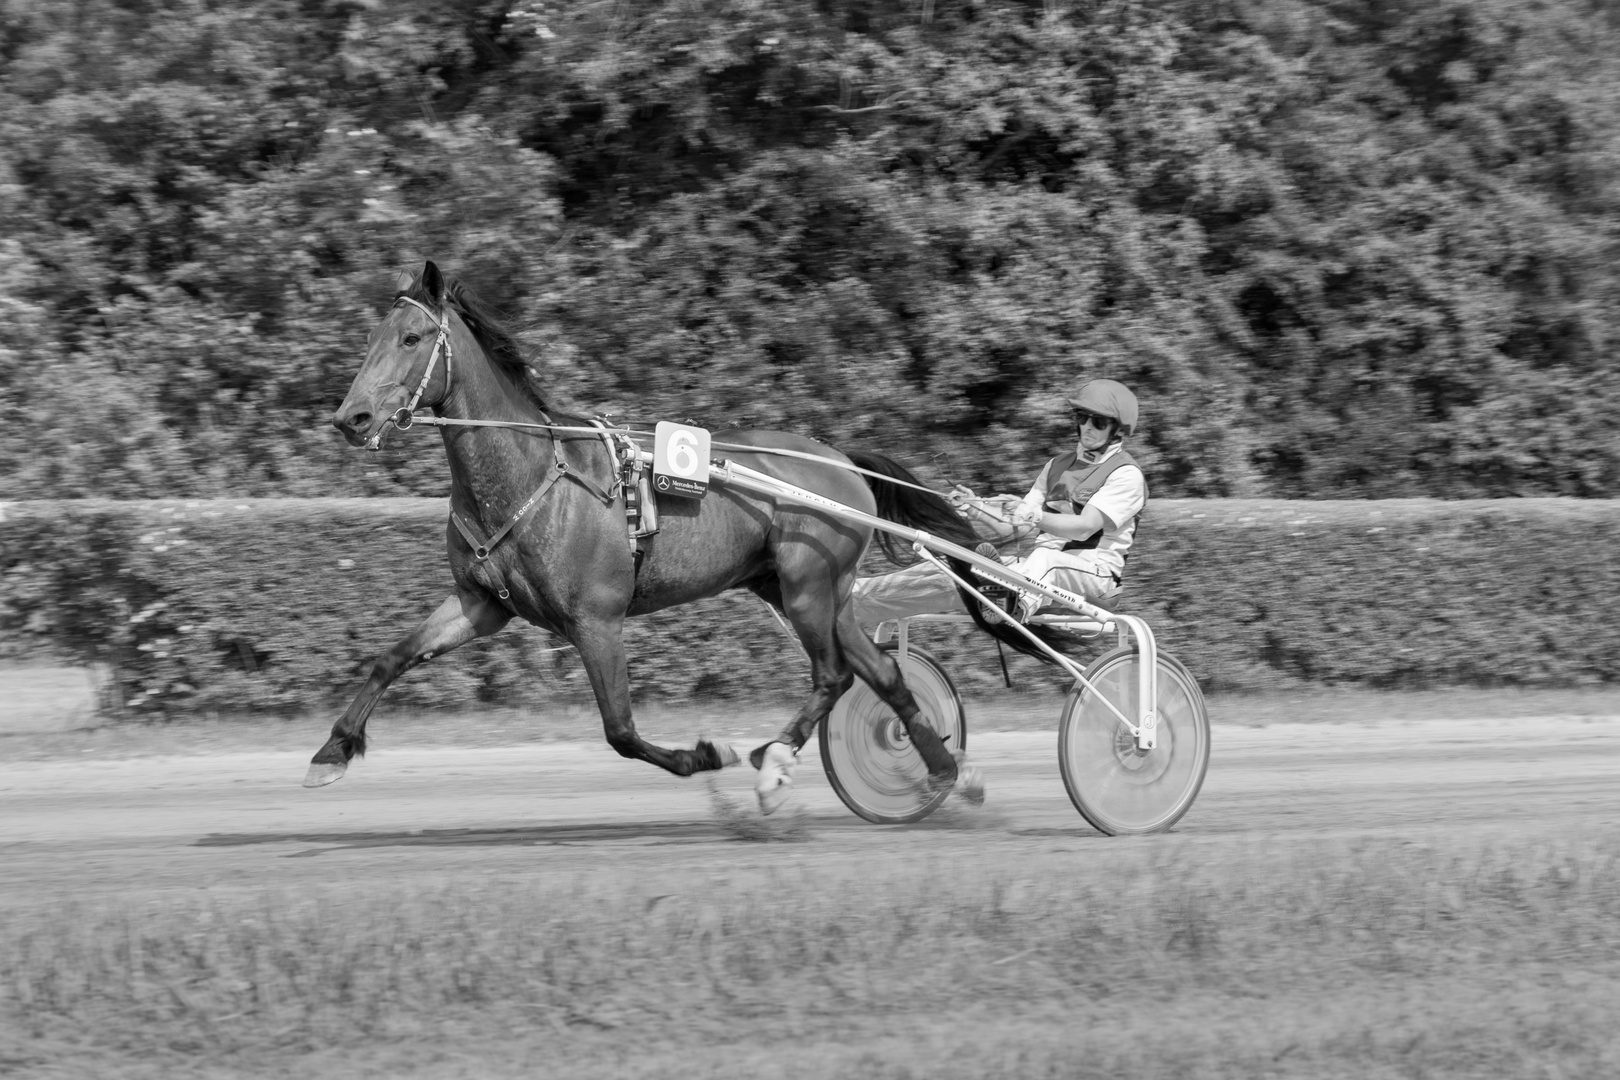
[754,742,797,815]
[302,761,348,788]
[924,756,960,794]
[953,758,986,806]
[714,742,744,769]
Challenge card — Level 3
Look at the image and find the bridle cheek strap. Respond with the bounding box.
[370,295,453,447]
[396,295,453,420]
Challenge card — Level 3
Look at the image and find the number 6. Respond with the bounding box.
[669,430,697,476]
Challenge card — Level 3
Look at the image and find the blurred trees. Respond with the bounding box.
[1,0,1616,499]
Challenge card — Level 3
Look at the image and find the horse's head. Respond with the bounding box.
[333,260,455,449]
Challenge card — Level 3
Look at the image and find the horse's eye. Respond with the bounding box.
[404,334,421,347]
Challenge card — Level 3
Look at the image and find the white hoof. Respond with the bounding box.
[714,742,744,768]
[952,752,985,806]
[302,761,347,788]
[754,743,798,815]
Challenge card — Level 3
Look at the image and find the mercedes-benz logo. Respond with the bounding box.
[654,474,671,491]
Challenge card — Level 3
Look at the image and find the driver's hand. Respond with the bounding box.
[1008,502,1042,532]
[948,484,978,508]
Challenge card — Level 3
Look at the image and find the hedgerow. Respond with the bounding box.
[2,498,1614,719]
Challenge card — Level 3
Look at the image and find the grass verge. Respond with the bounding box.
[3,835,1618,1078]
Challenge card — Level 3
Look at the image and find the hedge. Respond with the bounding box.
[2,498,1616,720]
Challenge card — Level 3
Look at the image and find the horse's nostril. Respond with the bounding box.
[344,412,372,432]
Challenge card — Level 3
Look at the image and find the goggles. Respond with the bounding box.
[1073,410,1117,432]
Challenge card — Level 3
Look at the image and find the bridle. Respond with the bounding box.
[356,294,621,566]
[363,295,454,451]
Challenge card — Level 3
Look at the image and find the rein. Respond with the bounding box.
[390,412,979,506]
[361,298,1018,544]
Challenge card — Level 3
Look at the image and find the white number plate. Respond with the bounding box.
[652,421,710,499]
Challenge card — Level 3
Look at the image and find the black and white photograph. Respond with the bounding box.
[2,1,1617,1076]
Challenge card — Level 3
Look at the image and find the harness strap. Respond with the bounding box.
[449,427,622,562]
[562,419,620,504]
[451,461,570,561]
[562,463,617,504]
[589,419,622,484]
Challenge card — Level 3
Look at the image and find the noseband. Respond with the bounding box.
[364,295,454,451]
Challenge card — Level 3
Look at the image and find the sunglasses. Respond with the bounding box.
[1074,411,1116,431]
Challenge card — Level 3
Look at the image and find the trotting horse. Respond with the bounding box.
[308,260,984,813]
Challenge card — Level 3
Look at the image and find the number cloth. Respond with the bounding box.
[850,443,1147,624]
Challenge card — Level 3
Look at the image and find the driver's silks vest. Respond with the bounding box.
[1041,448,1146,552]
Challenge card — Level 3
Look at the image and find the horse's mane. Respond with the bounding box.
[398,276,552,414]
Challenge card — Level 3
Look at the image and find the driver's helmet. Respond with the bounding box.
[1065,379,1139,437]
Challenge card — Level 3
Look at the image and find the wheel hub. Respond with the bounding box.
[1112,724,1158,770]
[873,714,911,752]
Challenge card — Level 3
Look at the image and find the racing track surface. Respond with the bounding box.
[5,710,1620,907]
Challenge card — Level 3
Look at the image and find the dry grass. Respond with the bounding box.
[3,835,1619,1078]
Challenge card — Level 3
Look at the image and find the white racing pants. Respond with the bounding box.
[850,546,1120,626]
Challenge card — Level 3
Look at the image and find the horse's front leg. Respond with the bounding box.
[303,590,510,787]
[572,619,733,777]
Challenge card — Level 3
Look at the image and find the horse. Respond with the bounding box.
[308,260,985,813]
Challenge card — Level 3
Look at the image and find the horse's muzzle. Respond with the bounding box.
[333,408,381,448]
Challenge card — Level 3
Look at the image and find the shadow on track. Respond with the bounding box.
[196,820,731,853]
[195,803,1010,855]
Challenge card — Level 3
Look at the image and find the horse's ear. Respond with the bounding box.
[392,267,415,295]
[421,261,445,303]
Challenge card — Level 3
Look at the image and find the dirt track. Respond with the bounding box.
[5,704,1620,908]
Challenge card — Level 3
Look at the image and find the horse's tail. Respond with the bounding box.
[845,449,980,562]
[846,450,1076,665]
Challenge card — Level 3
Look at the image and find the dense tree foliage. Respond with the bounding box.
[2,0,1617,500]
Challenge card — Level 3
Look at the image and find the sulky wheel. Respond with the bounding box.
[1058,646,1210,836]
[820,642,966,824]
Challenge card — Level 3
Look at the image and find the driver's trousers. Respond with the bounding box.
[849,547,1121,626]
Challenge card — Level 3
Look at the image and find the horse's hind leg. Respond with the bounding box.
[832,602,962,793]
[748,582,856,813]
[748,578,852,753]
[303,590,510,787]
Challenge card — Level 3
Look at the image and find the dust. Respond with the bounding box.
[703,776,812,842]
[923,796,1014,831]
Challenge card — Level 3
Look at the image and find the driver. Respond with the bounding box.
[851,379,1148,624]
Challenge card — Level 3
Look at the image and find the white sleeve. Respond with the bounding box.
[1086,466,1146,528]
[1021,460,1053,513]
